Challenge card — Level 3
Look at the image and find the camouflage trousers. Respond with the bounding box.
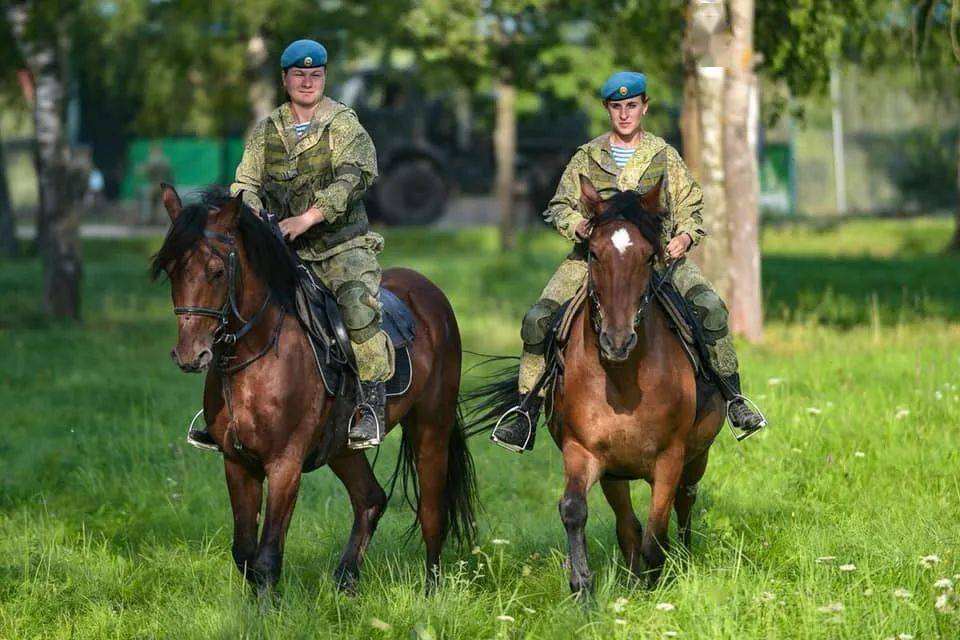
[306,237,393,382]
[518,253,739,395]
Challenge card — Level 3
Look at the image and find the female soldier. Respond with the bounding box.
[492,71,766,453]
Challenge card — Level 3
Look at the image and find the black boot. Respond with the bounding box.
[349,380,386,450]
[187,427,220,452]
[721,374,766,440]
[491,394,542,453]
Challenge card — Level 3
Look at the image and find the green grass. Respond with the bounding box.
[1,217,959,639]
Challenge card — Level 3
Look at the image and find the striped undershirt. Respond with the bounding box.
[293,121,310,138]
[610,144,636,168]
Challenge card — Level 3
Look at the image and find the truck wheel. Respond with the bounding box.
[376,159,448,225]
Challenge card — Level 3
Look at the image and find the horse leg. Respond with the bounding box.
[251,457,303,601]
[407,412,452,594]
[600,478,644,579]
[224,459,264,585]
[328,452,388,594]
[641,446,685,585]
[559,443,600,599]
[674,451,709,550]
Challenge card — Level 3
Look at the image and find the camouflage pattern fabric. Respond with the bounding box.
[230,98,378,261]
[306,233,393,382]
[520,132,738,392]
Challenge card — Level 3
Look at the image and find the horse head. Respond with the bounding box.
[153,184,245,372]
[579,174,666,363]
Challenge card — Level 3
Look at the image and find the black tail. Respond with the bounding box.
[460,356,521,438]
[387,407,479,548]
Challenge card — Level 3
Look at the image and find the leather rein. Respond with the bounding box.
[173,230,285,374]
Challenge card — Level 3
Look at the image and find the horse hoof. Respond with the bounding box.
[335,569,360,595]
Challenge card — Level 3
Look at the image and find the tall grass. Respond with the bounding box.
[0,218,958,638]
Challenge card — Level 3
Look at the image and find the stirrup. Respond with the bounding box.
[347,402,383,450]
[185,409,221,452]
[726,395,768,442]
[490,405,534,453]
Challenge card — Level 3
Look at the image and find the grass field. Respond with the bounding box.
[1,217,959,639]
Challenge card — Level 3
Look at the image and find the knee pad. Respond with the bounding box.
[336,280,380,343]
[521,299,561,355]
[686,284,729,344]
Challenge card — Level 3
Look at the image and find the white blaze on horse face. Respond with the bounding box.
[610,227,633,256]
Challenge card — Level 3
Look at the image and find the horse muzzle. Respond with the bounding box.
[598,329,637,363]
[171,346,214,373]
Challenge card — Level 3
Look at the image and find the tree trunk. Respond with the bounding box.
[0,138,17,257]
[696,65,731,302]
[681,3,703,182]
[7,3,82,319]
[494,76,517,251]
[950,131,960,252]
[723,0,763,341]
[246,30,274,128]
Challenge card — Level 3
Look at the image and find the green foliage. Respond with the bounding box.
[1,220,959,637]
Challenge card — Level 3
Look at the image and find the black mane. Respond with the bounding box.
[591,190,664,255]
[150,188,299,311]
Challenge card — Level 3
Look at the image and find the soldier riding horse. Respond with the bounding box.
[151,186,476,598]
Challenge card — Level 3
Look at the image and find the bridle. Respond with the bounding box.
[173,229,284,373]
[586,232,678,336]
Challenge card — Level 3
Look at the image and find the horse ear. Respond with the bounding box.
[579,174,603,219]
[215,191,244,228]
[640,174,667,214]
[160,183,182,222]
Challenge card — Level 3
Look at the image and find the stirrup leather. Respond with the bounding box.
[490,405,535,453]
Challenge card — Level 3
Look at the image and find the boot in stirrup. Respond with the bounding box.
[349,380,386,450]
[721,374,767,441]
[186,409,220,452]
[491,394,542,453]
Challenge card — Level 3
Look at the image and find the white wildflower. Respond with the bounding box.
[933,578,953,590]
[839,564,857,572]
[893,588,912,599]
[895,408,910,419]
[522,607,536,614]
[609,597,629,614]
[758,591,776,602]
[791,447,803,453]
[491,538,510,545]
[854,451,866,458]
[935,593,954,613]
[767,377,783,386]
[806,407,822,416]
[864,588,874,596]
[663,632,679,638]
[655,602,675,612]
[935,390,943,400]
[471,546,481,555]
[495,615,515,623]
[898,634,914,640]
[816,556,837,564]
[614,619,627,626]
[816,602,844,614]
[521,565,532,577]
[919,554,941,568]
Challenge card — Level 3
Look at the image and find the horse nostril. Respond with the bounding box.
[170,349,181,365]
[196,349,213,369]
[599,332,613,353]
[624,332,638,352]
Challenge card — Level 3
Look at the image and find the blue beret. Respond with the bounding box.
[280,39,328,70]
[600,71,647,101]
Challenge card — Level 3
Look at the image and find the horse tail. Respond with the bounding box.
[387,406,479,549]
[460,356,521,438]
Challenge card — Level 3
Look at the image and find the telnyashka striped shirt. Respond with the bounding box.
[610,145,636,169]
[293,121,310,138]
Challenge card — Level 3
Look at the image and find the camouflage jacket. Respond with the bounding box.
[230,98,379,260]
[543,132,705,249]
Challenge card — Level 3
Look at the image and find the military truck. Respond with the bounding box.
[336,69,589,225]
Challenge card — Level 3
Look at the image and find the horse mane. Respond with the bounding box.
[591,190,664,255]
[149,187,299,311]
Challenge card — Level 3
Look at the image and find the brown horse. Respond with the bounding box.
[150,185,476,598]
[471,176,725,596]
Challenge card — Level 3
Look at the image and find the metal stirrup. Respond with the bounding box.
[726,395,768,442]
[491,406,534,453]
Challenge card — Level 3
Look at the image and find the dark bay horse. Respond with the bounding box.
[150,185,475,597]
[473,176,725,596]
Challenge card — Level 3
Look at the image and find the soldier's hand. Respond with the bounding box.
[665,233,693,260]
[279,208,324,242]
[574,218,593,241]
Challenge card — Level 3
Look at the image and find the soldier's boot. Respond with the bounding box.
[491,349,545,453]
[349,380,386,450]
[186,409,220,452]
[719,374,767,441]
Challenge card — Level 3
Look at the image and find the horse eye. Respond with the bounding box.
[208,268,225,281]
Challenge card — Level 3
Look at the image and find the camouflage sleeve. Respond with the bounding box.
[543,149,590,242]
[313,112,378,223]
[665,146,706,247]
[230,119,266,213]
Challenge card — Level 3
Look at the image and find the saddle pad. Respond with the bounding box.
[308,338,413,398]
[381,287,416,349]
